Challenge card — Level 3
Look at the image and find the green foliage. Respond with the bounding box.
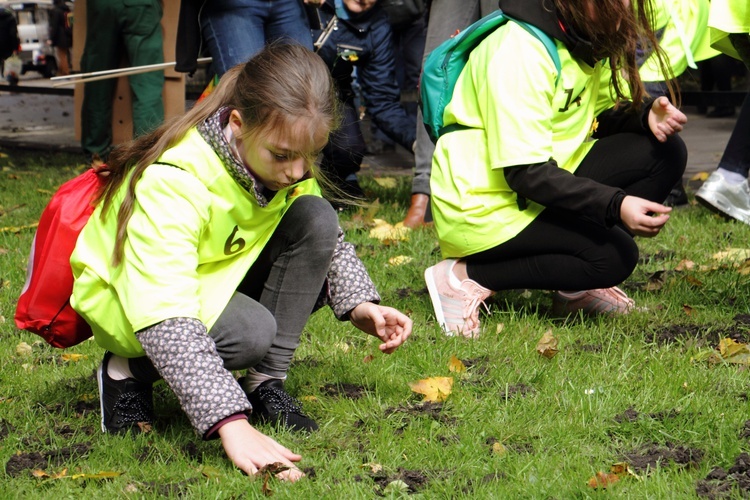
[1,148,750,498]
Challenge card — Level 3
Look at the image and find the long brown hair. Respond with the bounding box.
[552,0,678,107]
[98,43,341,265]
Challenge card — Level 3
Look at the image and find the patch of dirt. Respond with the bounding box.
[572,342,603,353]
[613,406,679,423]
[622,442,703,473]
[646,322,750,346]
[38,400,99,417]
[500,383,534,400]
[321,382,369,399]
[739,420,750,440]
[385,401,457,426]
[0,419,14,440]
[638,250,676,264]
[5,443,92,477]
[371,468,430,494]
[696,452,750,498]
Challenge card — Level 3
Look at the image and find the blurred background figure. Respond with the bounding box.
[0,5,21,83]
[48,0,73,76]
[403,0,499,227]
[176,0,322,77]
[79,0,165,163]
[695,0,750,225]
[313,0,417,204]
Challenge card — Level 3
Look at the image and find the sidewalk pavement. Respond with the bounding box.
[0,75,741,182]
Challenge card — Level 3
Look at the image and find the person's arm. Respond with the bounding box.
[503,160,626,227]
[357,14,417,150]
[324,228,381,319]
[137,318,303,481]
[323,229,411,353]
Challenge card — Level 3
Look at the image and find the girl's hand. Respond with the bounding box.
[303,0,325,6]
[620,195,671,237]
[648,96,687,142]
[218,419,303,481]
[349,302,413,354]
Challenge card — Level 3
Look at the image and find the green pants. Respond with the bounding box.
[80,0,164,158]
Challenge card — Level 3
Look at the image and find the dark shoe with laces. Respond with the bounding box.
[240,378,318,432]
[97,352,154,434]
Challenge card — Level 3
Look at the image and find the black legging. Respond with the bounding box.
[465,132,687,291]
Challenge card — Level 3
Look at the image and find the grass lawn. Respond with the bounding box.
[1,147,749,498]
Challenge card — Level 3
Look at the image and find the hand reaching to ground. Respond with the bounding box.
[648,96,687,142]
[620,195,671,237]
[218,419,303,481]
[349,302,413,354]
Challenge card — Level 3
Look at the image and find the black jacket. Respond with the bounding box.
[315,3,416,150]
[497,0,656,227]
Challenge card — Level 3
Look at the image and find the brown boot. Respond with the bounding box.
[402,193,432,228]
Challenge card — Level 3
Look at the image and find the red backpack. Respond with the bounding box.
[15,167,108,348]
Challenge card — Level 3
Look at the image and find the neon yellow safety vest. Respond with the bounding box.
[708,0,750,60]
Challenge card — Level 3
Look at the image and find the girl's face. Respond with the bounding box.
[229,110,328,192]
[343,0,377,14]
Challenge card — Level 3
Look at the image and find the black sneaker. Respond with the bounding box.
[240,378,318,432]
[97,352,154,434]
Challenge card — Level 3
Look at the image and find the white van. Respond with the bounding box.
[5,1,58,77]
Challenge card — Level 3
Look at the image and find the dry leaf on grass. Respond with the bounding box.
[388,255,413,266]
[369,219,410,242]
[448,355,466,373]
[536,330,559,359]
[409,376,453,402]
[587,471,620,489]
[373,177,398,189]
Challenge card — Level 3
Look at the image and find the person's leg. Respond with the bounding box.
[264,0,314,50]
[237,195,338,379]
[575,132,687,203]
[465,210,638,292]
[201,0,268,76]
[405,0,492,226]
[320,103,367,204]
[121,0,164,138]
[80,0,121,160]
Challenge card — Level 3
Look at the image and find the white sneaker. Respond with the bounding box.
[695,170,750,225]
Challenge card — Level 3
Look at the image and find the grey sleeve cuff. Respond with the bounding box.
[137,317,252,437]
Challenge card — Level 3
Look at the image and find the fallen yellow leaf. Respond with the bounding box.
[369,219,410,242]
[448,355,466,373]
[490,441,508,456]
[388,255,413,266]
[61,353,87,362]
[536,330,559,359]
[713,248,750,263]
[373,177,398,189]
[408,376,453,402]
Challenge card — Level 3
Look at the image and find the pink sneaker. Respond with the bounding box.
[552,286,635,317]
[424,259,493,337]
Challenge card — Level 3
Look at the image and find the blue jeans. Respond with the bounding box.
[201,0,314,76]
